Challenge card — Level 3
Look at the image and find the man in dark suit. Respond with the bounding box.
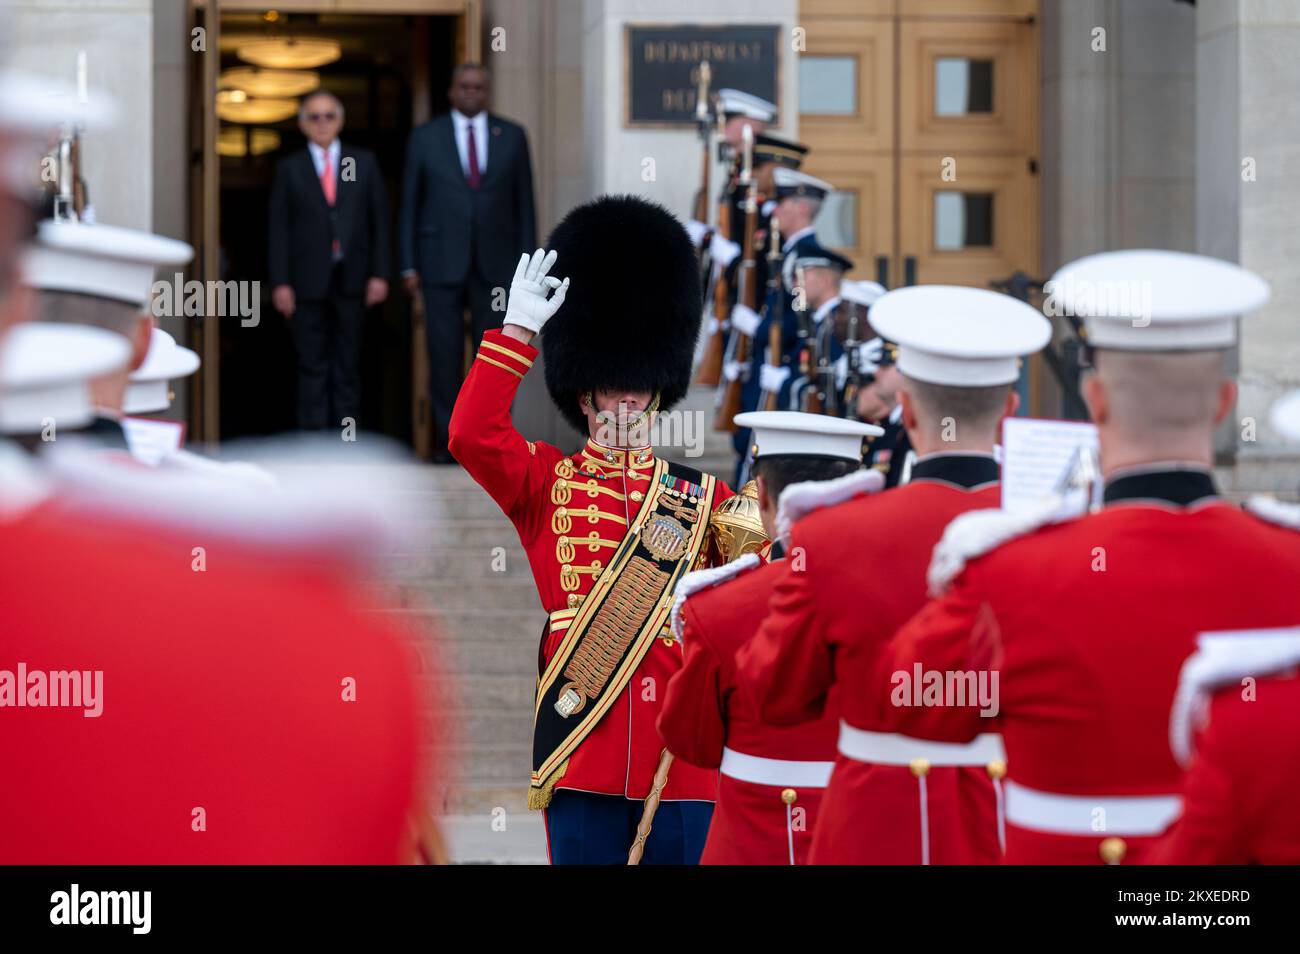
[269,90,390,431]
[399,63,536,463]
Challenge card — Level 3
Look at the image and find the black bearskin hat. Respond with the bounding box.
[542,195,702,433]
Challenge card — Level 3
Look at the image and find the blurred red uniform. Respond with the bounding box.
[883,470,1300,865]
[448,329,733,806]
[1151,628,1300,864]
[659,556,838,865]
[736,455,1003,865]
[0,464,424,864]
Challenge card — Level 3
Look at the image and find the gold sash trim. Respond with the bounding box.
[528,458,717,809]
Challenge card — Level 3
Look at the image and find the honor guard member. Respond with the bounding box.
[1151,626,1300,864]
[833,278,886,419]
[784,236,853,415]
[1151,394,1300,865]
[22,217,193,450]
[747,169,835,418]
[737,285,1049,864]
[882,250,1300,865]
[447,196,739,865]
[659,411,883,864]
[854,333,909,486]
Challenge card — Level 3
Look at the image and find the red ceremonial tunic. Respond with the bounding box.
[1152,676,1300,864]
[882,468,1300,865]
[0,499,422,864]
[736,453,1002,865]
[659,558,839,865]
[448,329,733,802]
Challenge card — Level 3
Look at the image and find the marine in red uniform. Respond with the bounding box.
[736,285,1049,864]
[448,196,735,864]
[659,411,882,864]
[882,250,1300,865]
[1151,630,1300,864]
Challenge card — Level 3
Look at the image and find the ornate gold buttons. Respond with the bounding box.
[1099,837,1127,865]
[986,760,1007,780]
[909,758,931,778]
[781,788,798,805]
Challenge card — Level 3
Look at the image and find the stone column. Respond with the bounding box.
[1198,0,1300,481]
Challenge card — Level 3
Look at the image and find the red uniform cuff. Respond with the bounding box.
[476,329,537,379]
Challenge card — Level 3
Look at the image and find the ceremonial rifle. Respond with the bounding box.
[791,265,823,414]
[761,222,785,412]
[713,125,759,432]
[842,302,864,421]
[693,62,729,387]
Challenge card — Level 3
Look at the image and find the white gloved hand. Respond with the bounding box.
[503,248,570,335]
[760,363,791,393]
[684,219,710,247]
[858,337,885,374]
[722,360,744,382]
[730,302,761,338]
[708,233,742,268]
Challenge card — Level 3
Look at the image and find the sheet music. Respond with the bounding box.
[1000,417,1099,513]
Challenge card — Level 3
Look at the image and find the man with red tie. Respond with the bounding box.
[448,196,735,864]
[736,285,1049,864]
[269,89,390,431]
[658,410,882,864]
[883,250,1300,864]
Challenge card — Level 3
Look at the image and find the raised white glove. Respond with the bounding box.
[708,233,742,268]
[760,364,791,393]
[730,302,761,338]
[684,219,710,247]
[503,248,569,335]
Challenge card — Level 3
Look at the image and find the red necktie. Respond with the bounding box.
[466,123,481,189]
[320,153,336,206]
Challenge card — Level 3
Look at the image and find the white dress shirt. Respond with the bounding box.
[307,139,341,180]
[451,108,489,179]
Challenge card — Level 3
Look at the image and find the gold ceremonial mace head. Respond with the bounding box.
[702,480,770,566]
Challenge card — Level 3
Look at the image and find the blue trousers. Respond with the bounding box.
[544,791,713,865]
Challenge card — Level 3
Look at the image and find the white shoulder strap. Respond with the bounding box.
[927,497,1077,597]
[1169,628,1300,766]
[775,469,884,547]
[1244,494,1300,531]
[670,552,762,642]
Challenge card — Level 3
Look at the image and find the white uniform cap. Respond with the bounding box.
[773,166,833,200]
[23,219,194,311]
[717,88,776,123]
[0,322,131,433]
[734,410,883,462]
[124,327,200,414]
[868,285,1051,387]
[1269,390,1300,444]
[840,279,886,309]
[1047,249,1270,351]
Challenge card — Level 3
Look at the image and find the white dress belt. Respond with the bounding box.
[1004,780,1182,837]
[719,747,834,788]
[837,722,1006,767]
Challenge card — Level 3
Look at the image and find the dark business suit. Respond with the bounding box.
[268,143,390,430]
[398,111,536,451]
